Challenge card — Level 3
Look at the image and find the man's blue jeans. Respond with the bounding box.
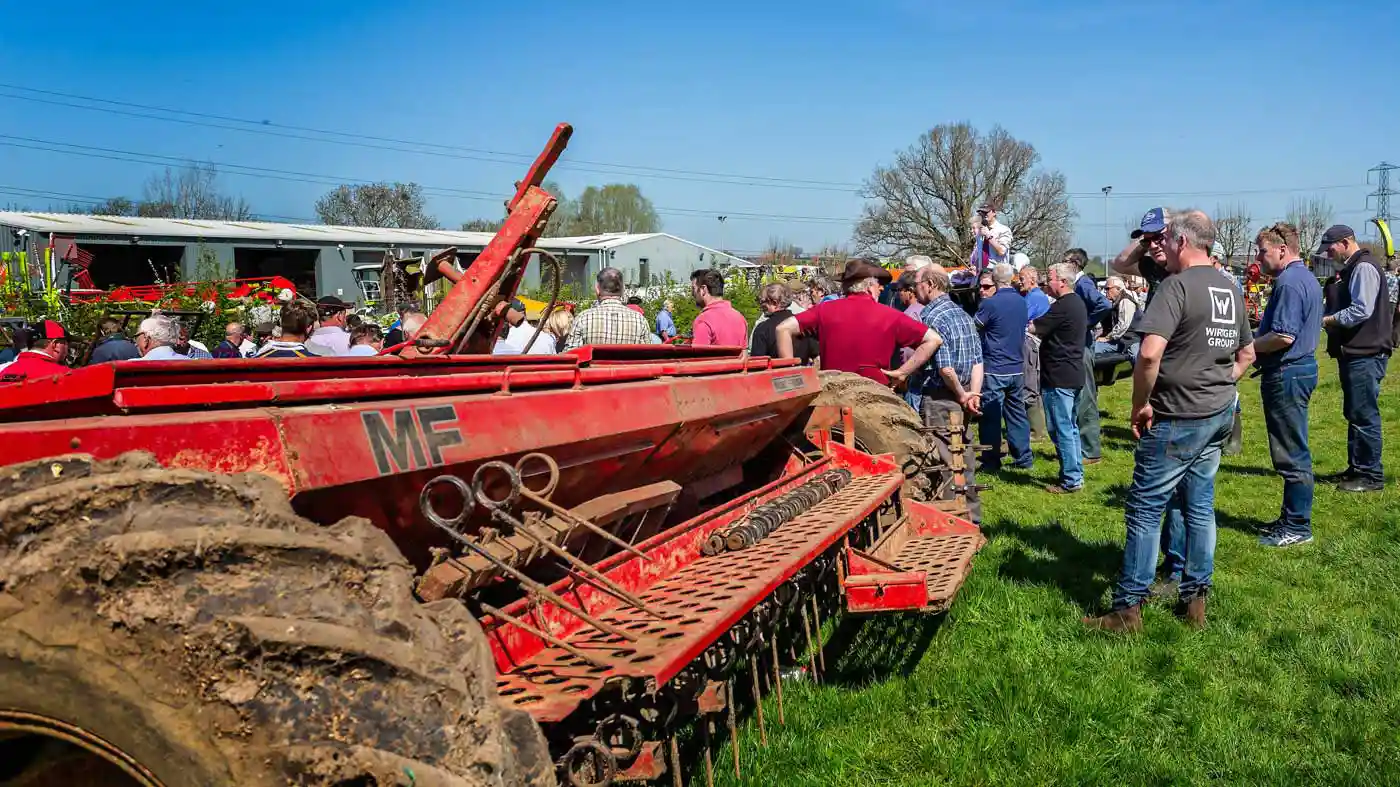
[1338,354,1389,483]
[1113,405,1234,608]
[980,372,1033,469]
[1041,386,1083,489]
[1261,358,1318,535]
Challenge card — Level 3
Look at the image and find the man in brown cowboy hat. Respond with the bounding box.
[774,259,941,386]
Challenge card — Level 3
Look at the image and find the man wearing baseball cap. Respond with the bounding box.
[1114,208,1173,306]
[1207,241,1245,457]
[775,259,942,386]
[1319,224,1393,492]
[306,295,352,356]
[0,320,72,382]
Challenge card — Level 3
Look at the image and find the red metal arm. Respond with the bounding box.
[403,123,573,358]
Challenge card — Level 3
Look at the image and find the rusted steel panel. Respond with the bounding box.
[489,467,902,723]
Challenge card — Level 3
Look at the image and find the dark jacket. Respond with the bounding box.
[1325,248,1393,358]
[88,334,141,364]
[750,309,813,364]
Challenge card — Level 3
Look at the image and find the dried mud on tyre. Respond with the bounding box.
[0,453,553,787]
[815,370,932,498]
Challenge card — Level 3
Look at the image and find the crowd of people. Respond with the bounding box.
[2,209,1396,634]
[0,295,419,378]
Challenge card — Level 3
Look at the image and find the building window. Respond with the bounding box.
[638,258,650,287]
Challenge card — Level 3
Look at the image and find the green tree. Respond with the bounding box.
[570,184,661,235]
[314,182,438,229]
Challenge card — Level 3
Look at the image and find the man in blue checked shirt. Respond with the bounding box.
[914,265,986,522]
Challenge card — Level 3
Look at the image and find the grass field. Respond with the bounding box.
[715,355,1400,786]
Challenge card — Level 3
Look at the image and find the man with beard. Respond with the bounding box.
[1319,225,1393,493]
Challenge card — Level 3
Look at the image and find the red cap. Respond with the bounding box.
[34,319,71,341]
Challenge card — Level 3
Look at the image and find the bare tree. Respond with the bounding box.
[854,123,1073,265]
[1213,202,1252,269]
[66,196,136,216]
[460,218,503,232]
[139,163,253,220]
[1285,195,1334,257]
[761,236,803,267]
[314,182,438,229]
[813,243,852,277]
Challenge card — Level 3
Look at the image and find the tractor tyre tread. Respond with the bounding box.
[0,453,553,787]
[814,371,931,498]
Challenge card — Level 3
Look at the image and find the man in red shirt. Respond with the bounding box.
[775,260,942,386]
[0,320,72,383]
[690,269,748,346]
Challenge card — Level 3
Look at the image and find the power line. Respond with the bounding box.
[0,185,314,222]
[0,86,861,192]
[0,82,866,189]
[2,136,858,224]
[0,84,1372,201]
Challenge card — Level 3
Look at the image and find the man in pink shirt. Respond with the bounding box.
[690,269,748,346]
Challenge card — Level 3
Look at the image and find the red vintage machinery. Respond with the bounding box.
[0,125,983,787]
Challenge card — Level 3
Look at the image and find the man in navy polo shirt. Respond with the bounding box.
[1252,222,1323,547]
[974,263,1033,471]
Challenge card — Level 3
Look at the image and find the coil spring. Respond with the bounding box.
[703,469,853,555]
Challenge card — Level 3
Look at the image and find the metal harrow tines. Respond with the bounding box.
[702,469,852,555]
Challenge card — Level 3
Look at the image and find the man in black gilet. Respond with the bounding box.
[1320,225,1393,493]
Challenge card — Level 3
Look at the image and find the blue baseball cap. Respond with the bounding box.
[1130,207,1167,239]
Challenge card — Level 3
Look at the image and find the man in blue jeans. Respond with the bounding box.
[1085,209,1254,633]
[1062,249,1113,465]
[1252,222,1323,546]
[1319,224,1393,493]
[974,263,1033,471]
[1033,263,1089,492]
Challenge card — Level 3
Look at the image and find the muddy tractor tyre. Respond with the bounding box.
[0,453,553,787]
[815,371,933,498]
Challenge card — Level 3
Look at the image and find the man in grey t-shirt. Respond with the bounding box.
[1085,209,1255,634]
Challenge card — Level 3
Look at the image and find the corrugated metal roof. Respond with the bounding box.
[0,213,756,266]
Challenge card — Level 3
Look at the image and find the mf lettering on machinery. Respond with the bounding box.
[1205,286,1240,349]
[361,405,465,476]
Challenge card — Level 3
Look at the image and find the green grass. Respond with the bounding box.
[716,356,1400,786]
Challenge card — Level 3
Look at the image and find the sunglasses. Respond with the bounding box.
[979,283,995,290]
[1141,233,1165,244]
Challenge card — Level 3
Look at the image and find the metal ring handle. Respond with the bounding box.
[472,460,522,511]
[514,451,561,500]
[419,474,474,530]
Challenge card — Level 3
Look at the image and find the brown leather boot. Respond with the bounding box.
[1176,593,1207,630]
[1082,604,1143,633]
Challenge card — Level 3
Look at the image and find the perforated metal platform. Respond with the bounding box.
[495,471,901,722]
[892,533,983,611]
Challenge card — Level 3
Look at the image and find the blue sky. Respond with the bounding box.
[2,0,1396,259]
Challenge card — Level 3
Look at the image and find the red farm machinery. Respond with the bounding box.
[0,125,984,787]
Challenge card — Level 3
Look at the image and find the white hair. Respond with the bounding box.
[1048,262,1077,285]
[1105,276,1125,289]
[991,263,1015,287]
[845,276,879,294]
[401,312,428,339]
[138,315,179,348]
[905,255,932,271]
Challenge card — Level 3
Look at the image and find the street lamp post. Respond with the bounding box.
[717,215,728,253]
[1101,186,1113,276]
